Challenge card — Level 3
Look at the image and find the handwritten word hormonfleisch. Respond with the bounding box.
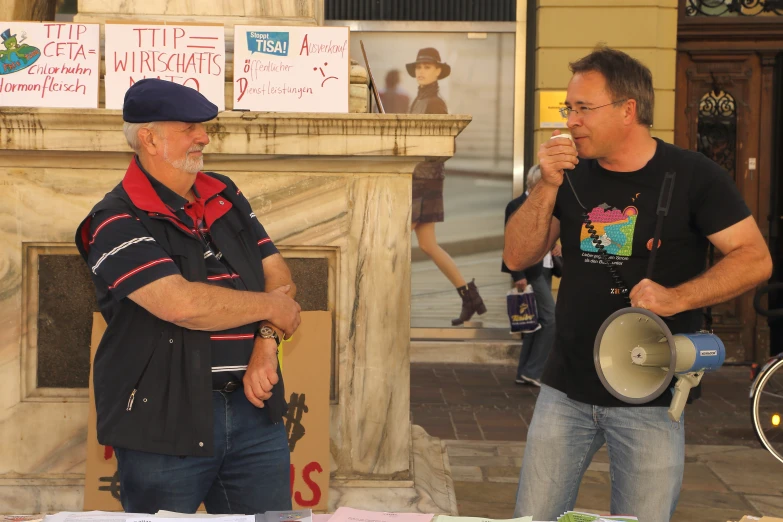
[0,75,87,97]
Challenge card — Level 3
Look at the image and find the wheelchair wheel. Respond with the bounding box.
[751,357,783,465]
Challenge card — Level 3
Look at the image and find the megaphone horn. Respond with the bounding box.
[594,307,725,421]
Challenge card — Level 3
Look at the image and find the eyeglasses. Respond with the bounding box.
[559,99,628,119]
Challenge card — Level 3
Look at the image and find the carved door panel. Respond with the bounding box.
[675,51,763,362]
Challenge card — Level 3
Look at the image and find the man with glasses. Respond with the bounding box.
[504,47,771,521]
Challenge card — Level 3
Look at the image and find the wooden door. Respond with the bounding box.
[674,51,764,362]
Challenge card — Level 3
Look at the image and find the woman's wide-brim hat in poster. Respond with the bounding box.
[406,47,451,79]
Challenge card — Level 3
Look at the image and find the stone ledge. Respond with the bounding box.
[0,110,471,156]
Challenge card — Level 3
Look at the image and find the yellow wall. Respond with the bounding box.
[533,0,678,159]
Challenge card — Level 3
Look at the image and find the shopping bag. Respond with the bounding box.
[507,285,541,333]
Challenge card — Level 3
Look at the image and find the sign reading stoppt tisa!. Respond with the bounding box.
[104,23,226,111]
[233,25,349,113]
[0,22,100,108]
[84,311,331,511]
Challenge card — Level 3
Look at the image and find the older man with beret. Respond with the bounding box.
[75,79,301,514]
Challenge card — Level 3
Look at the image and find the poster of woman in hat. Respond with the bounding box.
[407,47,486,326]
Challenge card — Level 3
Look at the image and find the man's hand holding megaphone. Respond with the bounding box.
[629,278,684,317]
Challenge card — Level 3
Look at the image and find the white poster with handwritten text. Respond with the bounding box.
[0,22,99,108]
[233,25,349,113]
[104,23,225,111]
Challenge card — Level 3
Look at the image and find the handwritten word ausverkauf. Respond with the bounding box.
[299,35,347,57]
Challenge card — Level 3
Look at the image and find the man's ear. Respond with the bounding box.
[138,125,161,156]
[623,99,638,126]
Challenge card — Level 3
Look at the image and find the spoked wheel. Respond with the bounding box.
[751,357,783,465]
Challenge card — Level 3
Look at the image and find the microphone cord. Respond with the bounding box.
[563,169,632,306]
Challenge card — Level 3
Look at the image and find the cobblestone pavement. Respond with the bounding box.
[411,363,783,521]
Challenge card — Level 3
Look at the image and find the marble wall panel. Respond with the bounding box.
[0,152,412,489]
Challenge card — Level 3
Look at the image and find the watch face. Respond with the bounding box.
[260,326,275,338]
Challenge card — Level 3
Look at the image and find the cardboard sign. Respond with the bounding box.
[104,23,226,111]
[281,311,331,511]
[84,311,331,511]
[0,22,99,108]
[84,313,122,511]
[233,25,349,113]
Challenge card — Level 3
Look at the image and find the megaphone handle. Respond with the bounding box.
[668,372,703,422]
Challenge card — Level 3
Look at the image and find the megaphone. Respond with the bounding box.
[594,307,725,421]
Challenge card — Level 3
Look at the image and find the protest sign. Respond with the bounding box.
[233,25,349,113]
[281,310,331,510]
[0,22,99,108]
[84,311,331,511]
[104,23,225,110]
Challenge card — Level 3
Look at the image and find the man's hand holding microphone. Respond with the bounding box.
[538,131,579,189]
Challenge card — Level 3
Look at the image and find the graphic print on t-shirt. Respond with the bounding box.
[580,203,638,257]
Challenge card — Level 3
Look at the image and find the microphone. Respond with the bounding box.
[550,132,574,144]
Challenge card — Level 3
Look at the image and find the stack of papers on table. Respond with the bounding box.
[260,511,313,522]
[38,510,548,522]
[327,508,434,522]
[435,516,532,522]
[557,512,637,522]
[43,513,256,522]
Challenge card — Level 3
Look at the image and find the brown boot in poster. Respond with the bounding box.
[452,279,487,326]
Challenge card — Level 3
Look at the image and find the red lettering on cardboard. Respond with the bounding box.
[293,461,323,507]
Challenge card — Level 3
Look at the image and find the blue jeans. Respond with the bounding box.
[115,389,291,514]
[514,385,684,522]
[517,270,556,380]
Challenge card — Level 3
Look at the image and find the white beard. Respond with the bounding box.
[163,140,203,174]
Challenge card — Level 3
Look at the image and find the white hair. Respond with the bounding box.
[123,121,204,174]
[526,164,542,191]
[123,122,160,153]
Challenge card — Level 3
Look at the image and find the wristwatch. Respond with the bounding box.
[258,325,281,346]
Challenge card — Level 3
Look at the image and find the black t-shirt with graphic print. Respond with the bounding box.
[544,138,751,407]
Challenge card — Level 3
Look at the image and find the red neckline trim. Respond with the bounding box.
[121,158,227,220]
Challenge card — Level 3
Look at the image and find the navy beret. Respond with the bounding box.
[122,79,219,123]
